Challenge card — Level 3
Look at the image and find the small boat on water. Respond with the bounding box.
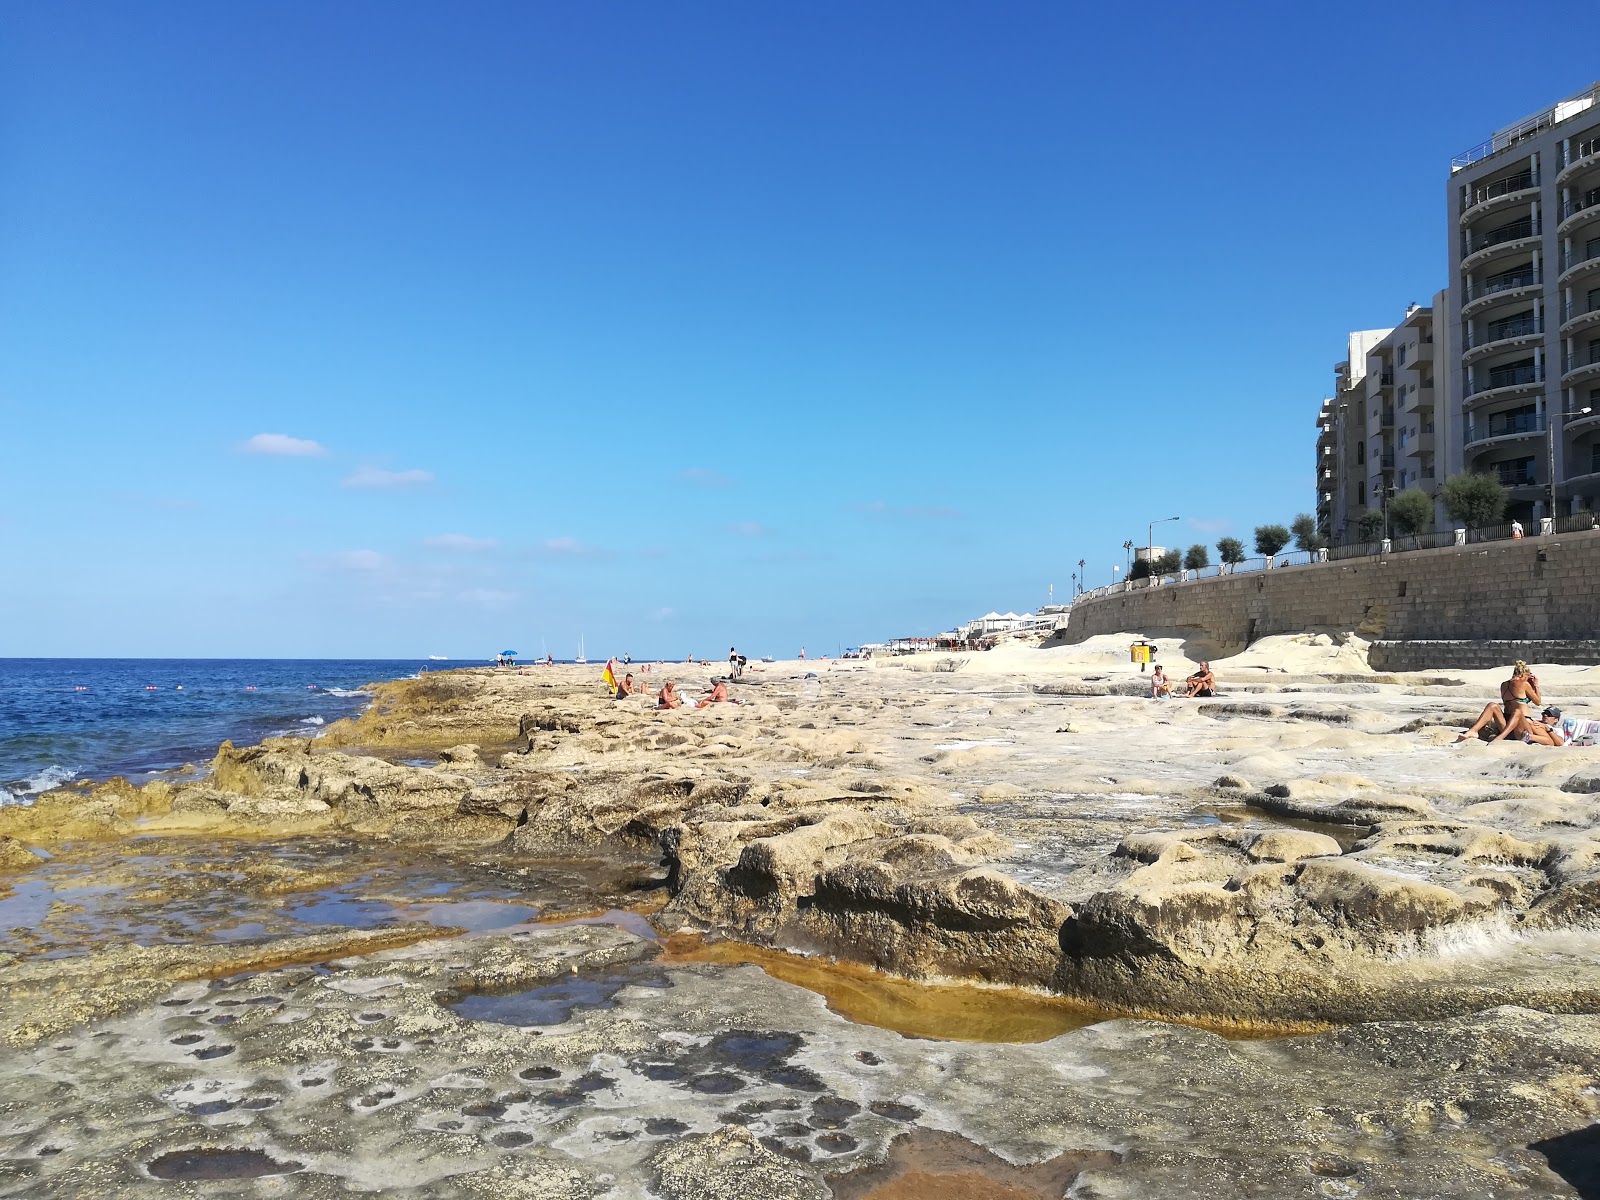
[428,655,448,661]
[574,635,587,665]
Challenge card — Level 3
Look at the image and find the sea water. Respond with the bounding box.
[0,659,439,804]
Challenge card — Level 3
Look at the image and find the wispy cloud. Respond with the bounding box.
[849,501,961,520]
[648,606,675,621]
[729,521,768,537]
[677,467,733,487]
[329,549,386,571]
[1188,517,1231,534]
[342,466,435,489]
[242,433,327,457]
[458,588,519,610]
[537,536,610,559]
[424,533,497,552]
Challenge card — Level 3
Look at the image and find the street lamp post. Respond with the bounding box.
[1147,516,1180,569]
[1077,558,1085,595]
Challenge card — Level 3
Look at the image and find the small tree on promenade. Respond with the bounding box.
[1390,488,1435,546]
[1356,510,1386,542]
[1216,537,1245,573]
[1290,513,1324,553]
[1254,524,1291,561]
[1183,543,1210,570]
[1441,472,1509,535]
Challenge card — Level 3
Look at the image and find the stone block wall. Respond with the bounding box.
[1367,640,1600,671]
[1066,529,1600,654]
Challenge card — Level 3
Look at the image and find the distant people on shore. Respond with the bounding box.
[1151,665,1172,698]
[1456,661,1541,743]
[728,647,747,680]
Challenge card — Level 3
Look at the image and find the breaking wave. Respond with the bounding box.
[0,764,78,808]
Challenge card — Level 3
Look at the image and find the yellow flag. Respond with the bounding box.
[602,663,617,692]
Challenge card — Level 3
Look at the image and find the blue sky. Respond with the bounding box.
[3,2,1597,659]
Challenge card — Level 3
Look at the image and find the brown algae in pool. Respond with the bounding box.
[661,936,1321,1042]
[827,1129,1121,1200]
[147,1148,303,1181]
[661,937,1110,1043]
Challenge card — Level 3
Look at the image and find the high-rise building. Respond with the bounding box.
[1443,82,1600,521]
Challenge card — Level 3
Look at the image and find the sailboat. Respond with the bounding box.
[574,635,587,665]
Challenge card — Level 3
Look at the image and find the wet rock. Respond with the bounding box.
[0,836,44,870]
[650,1127,829,1200]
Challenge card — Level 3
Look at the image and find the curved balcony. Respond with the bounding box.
[1558,138,1600,186]
[1562,347,1600,387]
[1561,300,1600,338]
[1559,194,1600,236]
[1461,316,1544,364]
[1461,171,1540,223]
[1563,405,1600,435]
[1463,411,1546,449]
[1560,244,1600,286]
[1460,267,1542,318]
[1460,218,1541,270]
[1463,364,1544,408]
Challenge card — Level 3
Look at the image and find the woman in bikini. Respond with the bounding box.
[1456,661,1542,742]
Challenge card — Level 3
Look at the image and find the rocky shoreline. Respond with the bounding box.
[5,650,1600,1195]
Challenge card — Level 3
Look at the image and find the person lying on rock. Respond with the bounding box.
[695,680,730,709]
[1527,706,1600,746]
[1456,661,1542,743]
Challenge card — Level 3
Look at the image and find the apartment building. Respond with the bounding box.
[1443,82,1600,521]
[1316,329,1389,541]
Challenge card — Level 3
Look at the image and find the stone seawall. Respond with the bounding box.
[1066,529,1600,655]
[1368,640,1600,671]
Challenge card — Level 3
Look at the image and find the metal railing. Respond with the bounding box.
[1562,298,1599,322]
[1562,194,1600,221]
[1466,267,1541,302]
[1452,83,1600,171]
[1467,364,1542,400]
[1464,411,1545,444]
[1380,408,1395,426]
[1465,170,1538,209]
[1563,346,1600,373]
[1378,369,1394,386]
[1564,245,1600,272]
[1072,515,1600,606]
[1379,453,1396,470]
[1561,137,1600,170]
[1464,218,1539,256]
[1468,315,1542,348]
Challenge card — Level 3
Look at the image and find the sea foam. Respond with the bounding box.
[0,765,78,807]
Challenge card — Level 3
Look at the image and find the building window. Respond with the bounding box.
[1398,344,1408,366]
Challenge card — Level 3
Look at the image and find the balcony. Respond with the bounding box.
[1563,404,1600,432]
[1379,453,1396,471]
[1563,345,1600,385]
[1379,408,1395,427]
[1466,362,1543,405]
[1561,243,1600,283]
[1461,267,1542,316]
[1558,135,1600,183]
[1492,467,1540,489]
[1378,369,1394,387]
[1461,217,1541,268]
[1462,170,1539,218]
[1560,192,1600,234]
[1463,411,1546,447]
[1561,297,1600,336]
[1463,315,1543,360]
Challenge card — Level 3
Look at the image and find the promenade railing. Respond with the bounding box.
[1072,512,1600,605]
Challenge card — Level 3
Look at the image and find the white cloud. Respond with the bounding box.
[458,588,519,611]
[342,466,435,489]
[330,550,386,571]
[677,467,733,487]
[649,606,675,621]
[242,433,327,457]
[729,521,768,537]
[537,536,609,559]
[1188,517,1231,534]
[424,533,497,551]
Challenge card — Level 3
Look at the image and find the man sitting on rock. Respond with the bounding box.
[695,680,730,709]
[1184,662,1216,697]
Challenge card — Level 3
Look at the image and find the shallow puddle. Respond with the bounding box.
[448,962,671,1026]
[1199,806,1368,852]
[146,1147,302,1181]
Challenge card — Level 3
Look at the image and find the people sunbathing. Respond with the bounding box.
[1456,661,1541,743]
[656,680,683,709]
[695,680,730,709]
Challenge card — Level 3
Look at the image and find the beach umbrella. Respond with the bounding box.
[501,650,519,656]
